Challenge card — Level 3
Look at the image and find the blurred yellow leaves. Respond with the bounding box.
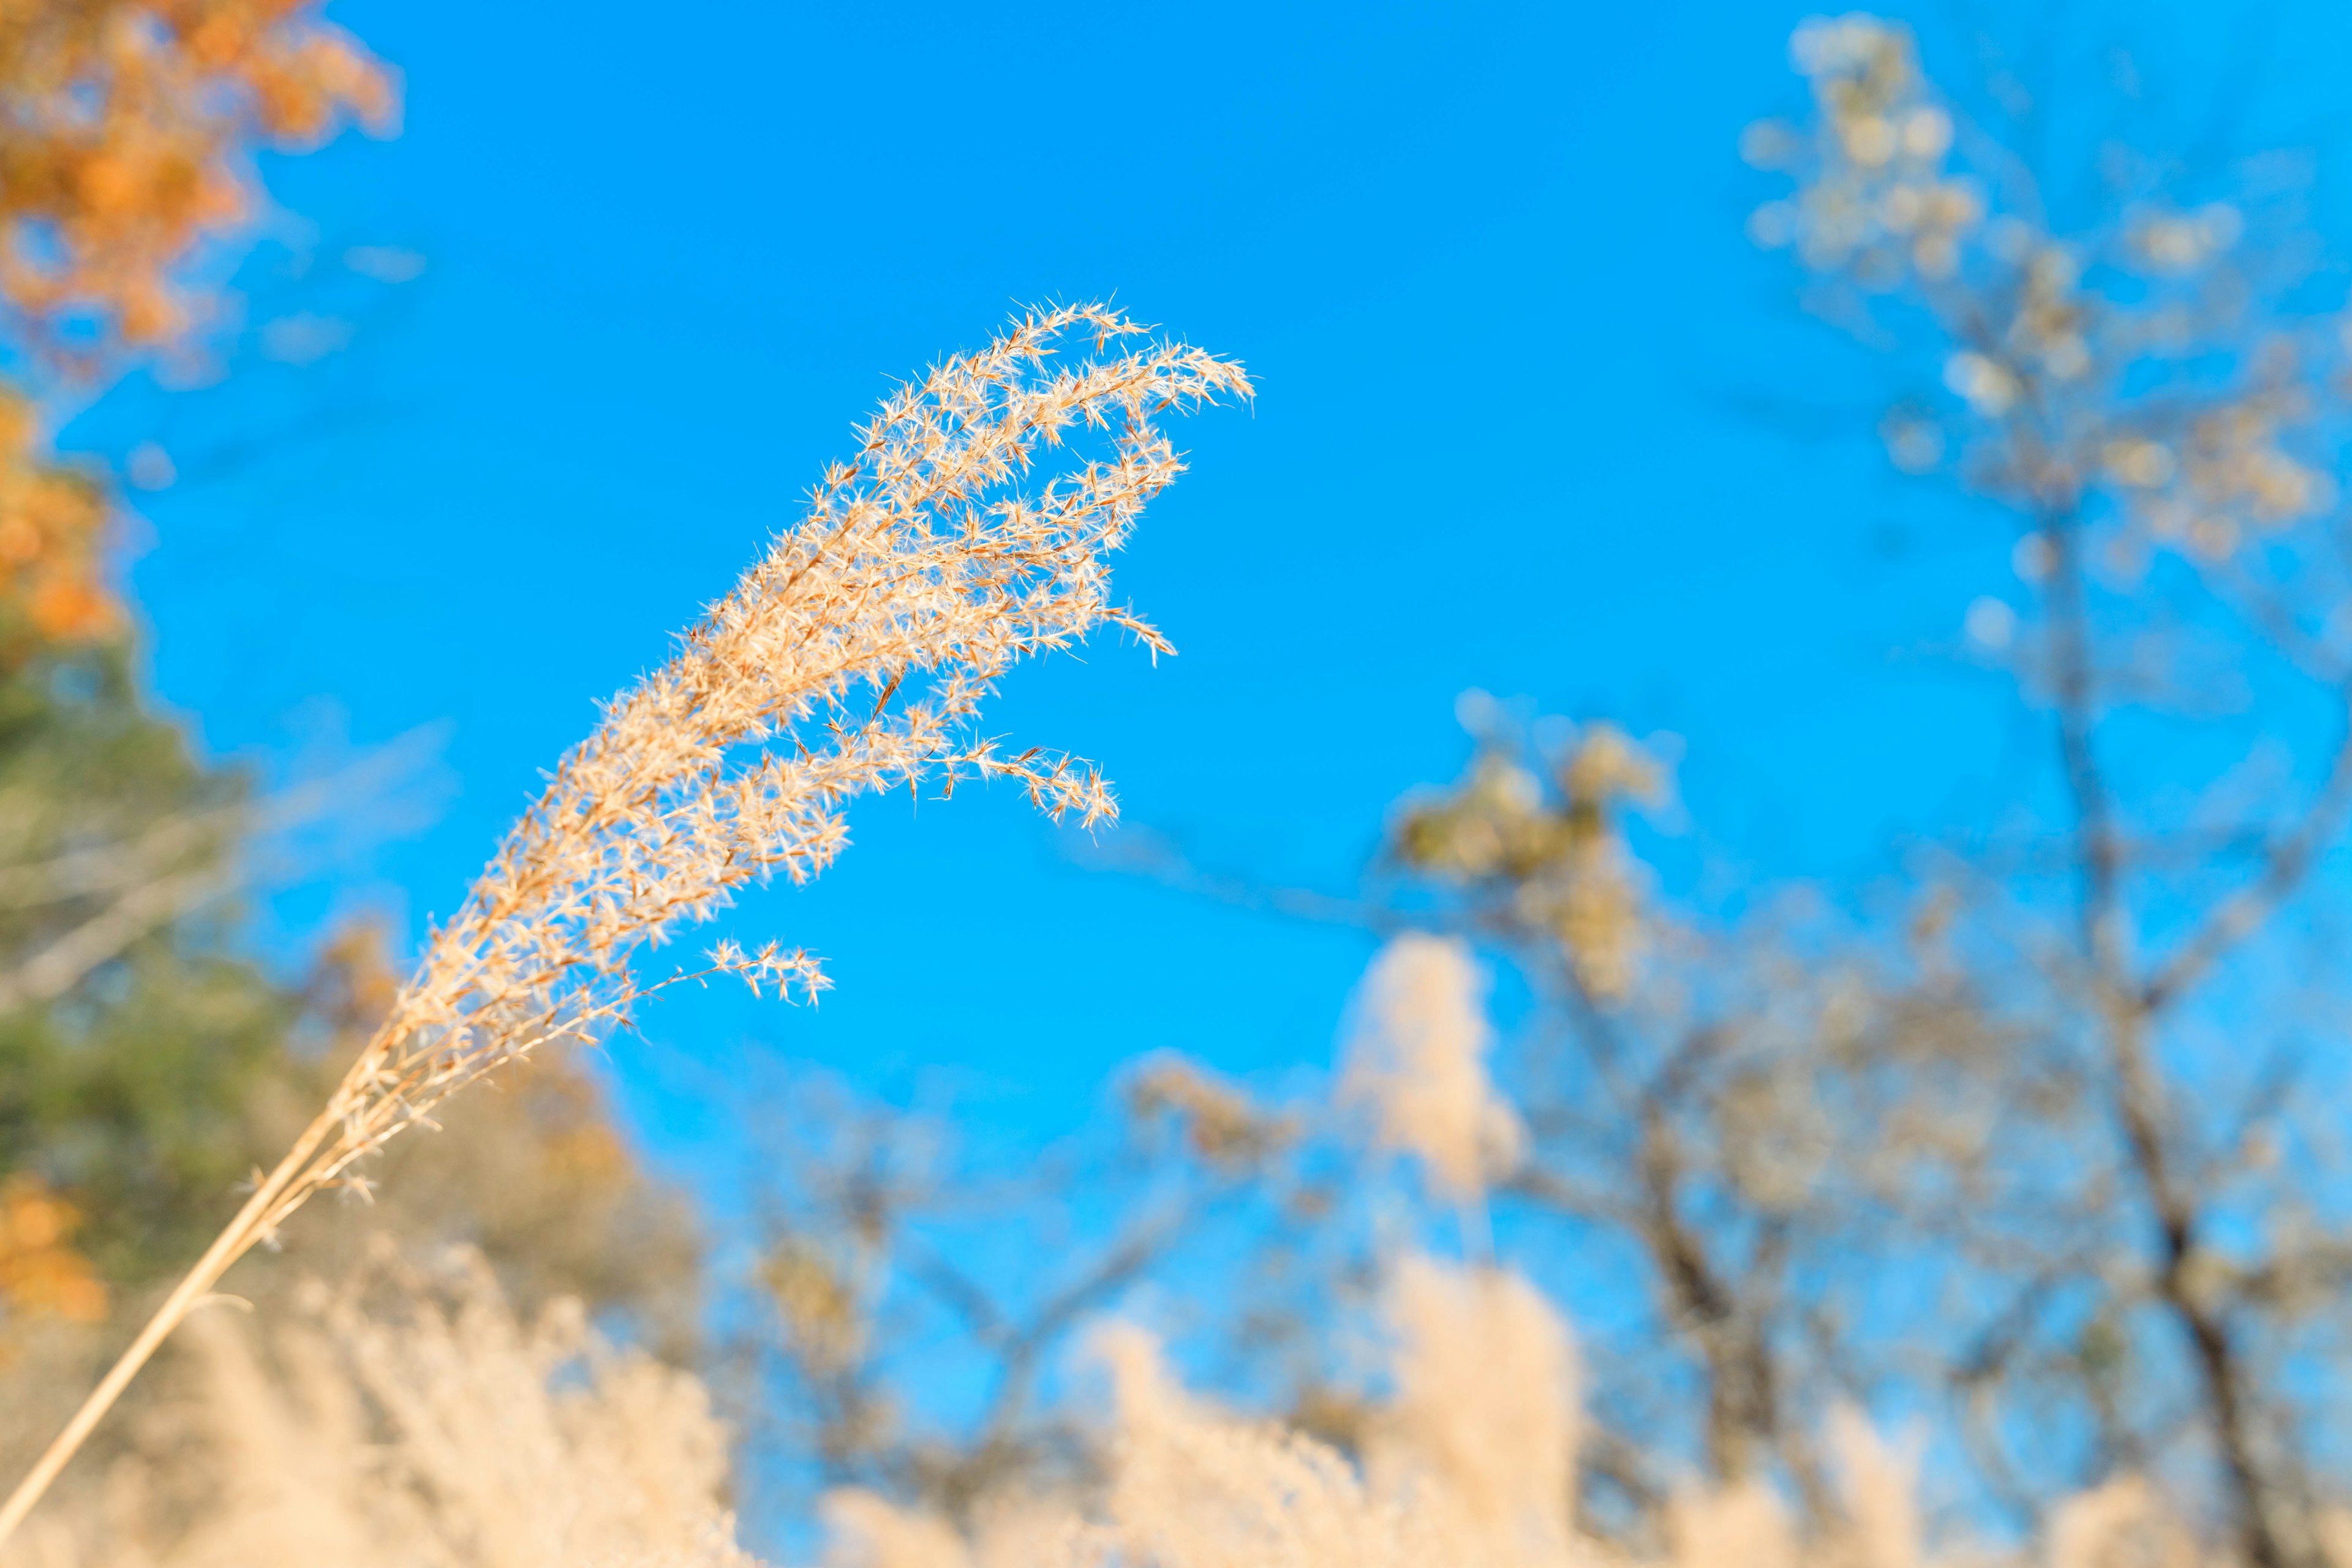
[759,1235,864,1379]
[1391,720,1667,1003]
[1128,1054,1294,1174]
[2124,392,2338,561]
[1743,17,1980,287]
[0,1174,107,1326]
[305,915,399,1041]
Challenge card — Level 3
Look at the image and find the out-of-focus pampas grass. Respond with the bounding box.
[819,1490,1081,1568]
[1825,1403,1923,1568]
[0,1250,753,1568]
[1366,1254,1580,1561]
[0,303,1250,1545]
[1667,1481,1798,1568]
[818,1257,1581,1568]
[0,1250,2268,1568]
[1340,933,1525,1204]
[813,1253,2228,1568]
[2045,1479,2201,1568]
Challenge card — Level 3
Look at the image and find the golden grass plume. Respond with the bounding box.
[0,301,1250,1547]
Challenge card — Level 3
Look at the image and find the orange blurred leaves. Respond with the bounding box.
[0,0,395,353]
[0,389,111,649]
[0,1175,108,1326]
[0,0,391,658]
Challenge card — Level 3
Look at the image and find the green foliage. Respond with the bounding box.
[0,646,705,1341]
[0,648,291,1291]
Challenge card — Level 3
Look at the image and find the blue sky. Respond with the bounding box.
[62,0,2352,1201]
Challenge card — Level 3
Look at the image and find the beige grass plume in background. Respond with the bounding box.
[1339,933,1526,1205]
[1366,1254,1580,1562]
[2,1248,2233,1567]
[812,1254,1915,1568]
[812,1256,1583,1568]
[2,1248,755,1568]
[0,302,1251,1548]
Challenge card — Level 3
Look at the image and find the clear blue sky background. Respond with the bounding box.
[61,0,2352,1208]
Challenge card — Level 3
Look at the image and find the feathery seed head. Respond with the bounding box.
[263,303,1248,1244]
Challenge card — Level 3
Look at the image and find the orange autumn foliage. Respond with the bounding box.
[0,0,394,350]
[0,392,108,643]
[0,1176,106,1327]
[0,0,391,650]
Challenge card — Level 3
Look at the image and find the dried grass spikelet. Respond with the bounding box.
[1339,933,1525,1202]
[0,301,1250,1545]
[1366,1255,1579,1564]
